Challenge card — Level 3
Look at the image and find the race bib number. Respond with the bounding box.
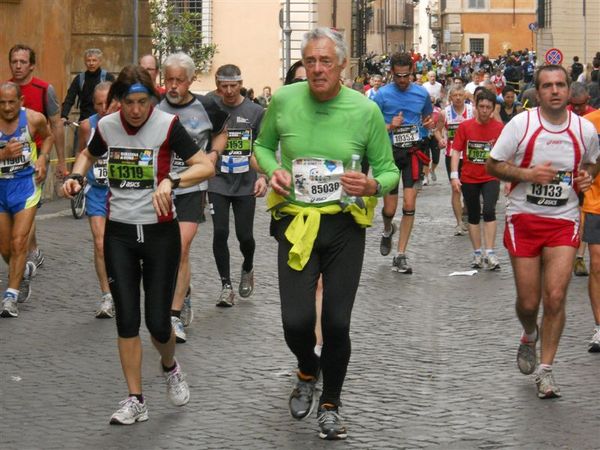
[107,147,154,189]
[0,138,32,175]
[447,123,459,140]
[526,170,573,207]
[225,129,252,156]
[466,140,491,164]
[292,158,343,204]
[92,154,108,185]
[221,129,252,174]
[392,124,420,149]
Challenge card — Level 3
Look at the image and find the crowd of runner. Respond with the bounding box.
[2,34,600,440]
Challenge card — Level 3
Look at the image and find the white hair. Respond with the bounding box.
[301,27,347,64]
[163,52,196,82]
[84,48,103,59]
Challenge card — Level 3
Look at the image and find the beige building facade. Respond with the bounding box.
[191,0,360,94]
[536,0,600,66]
[190,0,418,93]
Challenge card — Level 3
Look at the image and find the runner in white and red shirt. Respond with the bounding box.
[434,85,473,235]
[487,65,600,400]
[450,89,504,269]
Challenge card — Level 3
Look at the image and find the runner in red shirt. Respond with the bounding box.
[450,89,504,269]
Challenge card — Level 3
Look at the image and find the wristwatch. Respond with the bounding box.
[374,181,382,196]
[65,173,84,187]
[167,171,181,189]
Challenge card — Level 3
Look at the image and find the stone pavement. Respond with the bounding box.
[2,180,600,450]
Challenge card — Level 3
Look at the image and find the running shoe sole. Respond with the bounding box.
[588,342,600,353]
[517,342,537,375]
[109,412,149,425]
[537,389,561,399]
[319,430,348,440]
[0,308,18,318]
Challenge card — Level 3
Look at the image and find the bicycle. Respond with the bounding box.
[64,120,87,219]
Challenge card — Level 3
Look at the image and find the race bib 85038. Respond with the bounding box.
[292,158,343,204]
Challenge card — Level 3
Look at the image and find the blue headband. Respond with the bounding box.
[127,83,151,96]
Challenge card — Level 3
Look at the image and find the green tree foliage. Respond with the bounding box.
[150,0,217,76]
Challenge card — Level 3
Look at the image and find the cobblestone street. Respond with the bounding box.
[2,180,600,449]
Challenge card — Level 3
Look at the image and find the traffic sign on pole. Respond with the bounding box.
[528,22,538,32]
[545,48,563,65]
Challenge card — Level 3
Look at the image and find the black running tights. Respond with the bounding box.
[208,192,256,285]
[273,213,365,407]
[104,220,181,343]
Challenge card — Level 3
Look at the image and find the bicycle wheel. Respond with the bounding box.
[70,189,86,219]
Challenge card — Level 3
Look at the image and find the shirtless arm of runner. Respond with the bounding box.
[77,119,91,153]
[434,110,446,148]
[153,149,215,216]
[450,149,462,193]
[31,110,54,184]
[48,112,68,177]
[486,158,557,184]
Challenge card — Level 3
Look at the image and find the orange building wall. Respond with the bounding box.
[461,13,535,55]
[0,0,151,101]
[0,0,72,99]
[490,0,533,8]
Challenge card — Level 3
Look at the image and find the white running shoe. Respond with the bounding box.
[109,397,148,425]
[95,294,114,319]
[216,284,235,307]
[17,261,36,303]
[471,253,483,269]
[161,360,190,406]
[588,328,600,352]
[1,292,19,318]
[180,286,193,327]
[487,253,500,270]
[171,316,187,343]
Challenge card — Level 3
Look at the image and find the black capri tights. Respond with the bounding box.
[461,180,500,225]
[273,213,365,407]
[208,192,256,285]
[104,220,181,343]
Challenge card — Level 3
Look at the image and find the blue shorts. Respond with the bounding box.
[0,175,40,214]
[85,184,108,217]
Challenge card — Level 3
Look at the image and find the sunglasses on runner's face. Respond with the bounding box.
[394,72,411,79]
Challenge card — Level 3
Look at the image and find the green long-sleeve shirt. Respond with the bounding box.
[254,82,399,206]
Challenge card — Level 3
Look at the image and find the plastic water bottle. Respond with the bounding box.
[341,153,361,205]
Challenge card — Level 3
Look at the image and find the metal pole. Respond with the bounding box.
[284,0,292,75]
[133,0,139,64]
[583,0,587,63]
